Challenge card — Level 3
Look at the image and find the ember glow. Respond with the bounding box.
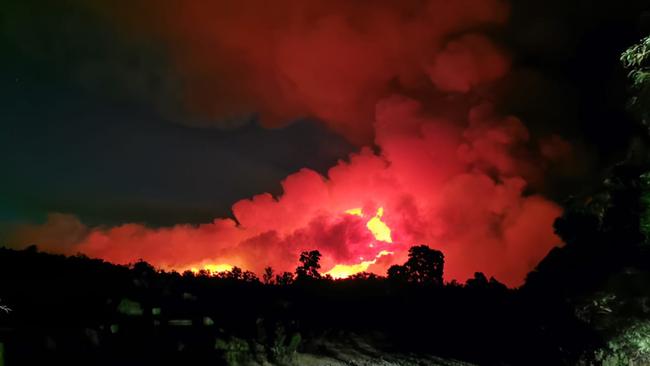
[189,263,233,274]
[6,0,573,287]
[326,250,394,279]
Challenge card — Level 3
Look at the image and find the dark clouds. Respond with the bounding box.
[0,91,351,226]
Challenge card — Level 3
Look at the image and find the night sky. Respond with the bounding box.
[1,0,353,227]
[2,0,650,285]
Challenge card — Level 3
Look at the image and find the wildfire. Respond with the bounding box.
[189,263,233,274]
[326,250,393,279]
[345,207,393,243]
[324,207,396,279]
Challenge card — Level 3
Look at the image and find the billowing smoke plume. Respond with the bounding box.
[94,0,510,144]
[10,97,564,285]
[6,0,575,286]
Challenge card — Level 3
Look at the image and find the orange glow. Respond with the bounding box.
[189,263,233,274]
[326,250,393,279]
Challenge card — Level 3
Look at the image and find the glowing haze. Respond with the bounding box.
[7,0,572,286]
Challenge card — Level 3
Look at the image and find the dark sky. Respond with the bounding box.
[0,79,352,226]
[0,0,353,226]
[1,0,649,230]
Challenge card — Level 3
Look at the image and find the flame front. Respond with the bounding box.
[189,263,233,274]
[324,207,395,279]
[326,250,393,279]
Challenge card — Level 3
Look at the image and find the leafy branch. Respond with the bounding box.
[0,299,11,314]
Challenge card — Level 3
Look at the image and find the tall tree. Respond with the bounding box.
[263,266,274,284]
[295,250,322,280]
[387,245,445,285]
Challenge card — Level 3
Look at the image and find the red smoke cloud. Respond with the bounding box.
[15,97,563,286]
[100,0,509,144]
[8,0,572,286]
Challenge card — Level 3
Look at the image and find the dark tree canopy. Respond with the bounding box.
[275,271,294,285]
[387,264,408,282]
[296,250,322,280]
[388,245,444,285]
[263,266,274,284]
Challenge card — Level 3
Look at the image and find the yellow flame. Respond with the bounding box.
[326,261,373,278]
[345,207,363,217]
[346,206,393,243]
[366,207,392,243]
[326,250,393,279]
[189,263,233,274]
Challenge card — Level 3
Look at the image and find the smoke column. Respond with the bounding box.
[8,0,575,286]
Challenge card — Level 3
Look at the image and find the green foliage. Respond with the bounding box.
[214,336,252,366]
[116,298,143,316]
[640,173,650,243]
[268,324,301,363]
[203,316,214,326]
[287,332,301,354]
[622,36,650,126]
[621,36,650,70]
[595,321,650,366]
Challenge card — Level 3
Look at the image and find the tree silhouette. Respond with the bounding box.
[387,264,408,282]
[132,259,156,275]
[403,245,444,285]
[295,250,322,280]
[222,266,243,280]
[182,270,195,278]
[349,272,379,280]
[263,266,274,284]
[465,272,489,289]
[275,271,294,285]
[387,245,444,285]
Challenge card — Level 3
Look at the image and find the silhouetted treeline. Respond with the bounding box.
[0,243,596,366]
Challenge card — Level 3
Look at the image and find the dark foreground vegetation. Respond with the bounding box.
[0,243,596,366]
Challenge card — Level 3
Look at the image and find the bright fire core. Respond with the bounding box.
[325,207,394,279]
[344,207,393,243]
[326,250,393,279]
[189,263,233,274]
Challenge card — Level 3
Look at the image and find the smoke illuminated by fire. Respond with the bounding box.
[322,208,394,278]
[6,0,573,287]
[13,98,564,286]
